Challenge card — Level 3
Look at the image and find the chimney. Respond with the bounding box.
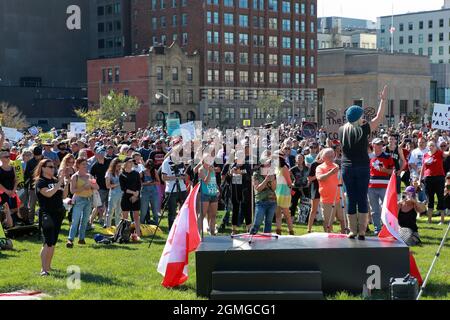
[443,0,450,9]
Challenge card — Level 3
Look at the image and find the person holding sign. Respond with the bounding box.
[338,85,387,240]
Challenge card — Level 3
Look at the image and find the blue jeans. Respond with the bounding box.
[106,190,122,227]
[368,188,387,233]
[342,166,370,215]
[250,201,276,234]
[140,186,160,224]
[68,196,92,241]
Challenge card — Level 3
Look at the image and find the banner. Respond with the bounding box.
[324,107,379,140]
[167,118,181,137]
[39,132,54,141]
[11,160,25,189]
[179,122,196,142]
[432,104,450,130]
[70,122,87,135]
[28,126,39,136]
[2,127,23,142]
[302,122,317,138]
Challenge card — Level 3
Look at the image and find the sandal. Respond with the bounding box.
[40,271,50,277]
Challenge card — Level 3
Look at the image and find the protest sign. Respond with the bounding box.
[2,127,23,142]
[11,160,25,189]
[70,122,87,135]
[302,122,317,138]
[432,104,450,130]
[28,126,39,136]
[167,118,181,137]
[179,122,197,142]
[39,132,54,141]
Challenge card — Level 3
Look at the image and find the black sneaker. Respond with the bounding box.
[358,235,366,241]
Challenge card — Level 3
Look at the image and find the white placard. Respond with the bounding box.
[179,122,196,142]
[70,122,87,135]
[432,104,450,130]
[3,127,24,142]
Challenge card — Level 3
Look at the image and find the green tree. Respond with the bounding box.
[99,90,140,124]
[0,102,29,129]
[74,109,115,132]
[256,95,283,121]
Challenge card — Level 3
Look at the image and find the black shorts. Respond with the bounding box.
[121,194,140,212]
[0,193,18,210]
[310,184,320,200]
[40,209,65,247]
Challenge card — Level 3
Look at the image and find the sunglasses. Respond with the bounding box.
[45,165,55,169]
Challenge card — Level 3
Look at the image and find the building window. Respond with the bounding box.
[408,22,413,31]
[253,71,264,83]
[225,106,235,118]
[301,3,305,14]
[239,52,248,64]
[224,0,233,7]
[98,23,104,33]
[269,72,278,83]
[428,47,433,56]
[269,54,278,65]
[182,33,188,45]
[240,71,249,83]
[182,0,187,6]
[439,46,444,55]
[107,68,113,83]
[239,33,249,45]
[114,67,120,82]
[239,0,248,8]
[310,56,315,68]
[171,89,181,104]
[400,100,408,115]
[224,13,233,25]
[409,35,413,44]
[269,36,278,47]
[161,16,166,28]
[207,69,220,81]
[440,18,444,27]
[301,73,305,84]
[440,33,444,41]
[253,0,264,10]
[294,73,300,84]
[182,14,187,26]
[282,55,291,66]
[172,15,177,27]
[419,21,424,29]
[418,47,423,55]
[156,66,163,80]
[253,53,264,65]
[253,35,264,46]
[282,73,291,84]
[282,37,291,48]
[269,0,278,11]
[282,19,290,31]
[102,69,106,83]
[161,0,166,9]
[207,11,219,24]
[399,36,404,45]
[225,70,234,82]
[429,34,433,42]
[419,34,423,43]
[399,23,404,32]
[98,39,105,49]
[172,67,179,81]
[187,90,194,104]
[207,31,219,44]
[282,1,290,13]
[239,15,249,27]
[97,6,104,16]
[224,52,234,63]
[269,18,277,30]
[161,35,167,45]
[429,20,433,28]
[207,0,219,4]
[240,107,250,118]
[172,0,177,8]
[207,50,220,62]
[310,39,315,50]
[310,22,315,32]
[310,74,315,85]
[224,32,234,44]
[187,67,193,81]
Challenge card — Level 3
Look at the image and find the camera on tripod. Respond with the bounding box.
[169,160,185,178]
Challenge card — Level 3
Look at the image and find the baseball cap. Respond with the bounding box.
[33,146,43,156]
[372,138,383,145]
[95,147,106,156]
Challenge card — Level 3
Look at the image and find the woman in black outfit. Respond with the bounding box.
[120,157,142,237]
[34,159,69,276]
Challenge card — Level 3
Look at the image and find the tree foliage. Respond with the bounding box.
[256,95,283,121]
[99,90,140,123]
[74,109,115,133]
[0,102,29,129]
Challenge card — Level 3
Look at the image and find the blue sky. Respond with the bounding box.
[318,0,444,21]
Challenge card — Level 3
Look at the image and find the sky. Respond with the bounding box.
[318,0,445,21]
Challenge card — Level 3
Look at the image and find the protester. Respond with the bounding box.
[23,146,43,223]
[198,154,219,236]
[398,186,427,246]
[140,159,161,225]
[119,157,142,237]
[275,143,295,236]
[307,153,323,233]
[419,140,450,224]
[105,158,123,227]
[289,154,309,218]
[34,159,69,276]
[67,158,99,248]
[89,147,110,227]
[385,134,407,194]
[0,149,20,225]
[339,85,388,240]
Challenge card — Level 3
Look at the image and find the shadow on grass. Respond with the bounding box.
[89,244,138,251]
[51,270,134,287]
[419,283,450,299]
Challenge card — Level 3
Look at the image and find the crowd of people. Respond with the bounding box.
[1,88,450,275]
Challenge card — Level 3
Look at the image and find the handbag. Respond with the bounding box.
[93,190,102,207]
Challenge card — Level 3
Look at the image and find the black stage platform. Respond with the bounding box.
[195,233,410,299]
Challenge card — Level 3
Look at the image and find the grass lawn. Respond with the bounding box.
[0,211,449,300]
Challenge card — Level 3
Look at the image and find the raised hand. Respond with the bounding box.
[379,85,388,101]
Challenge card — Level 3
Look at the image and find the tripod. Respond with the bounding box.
[148,174,182,248]
[417,220,450,300]
[326,169,348,234]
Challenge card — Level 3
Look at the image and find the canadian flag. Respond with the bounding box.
[157,184,201,288]
[379,173,423,285]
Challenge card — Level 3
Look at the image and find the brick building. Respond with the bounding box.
[131,0,318,127]
[87,43,200,129]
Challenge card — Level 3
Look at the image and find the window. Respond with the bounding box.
[161,16,166,28]
[310,56,315,68]
[239,0,248,8]
[439,46,444,55]
[225,107,235,118]
[161,35,167,45]
[399,36,404,45]
[207,69,220,81]
[294,3,300,14]
[310,4,315,15]
[419,34,423,43]
[172,15,177,27]
[269,0,278,11]
[187,67,193,81]
[301,21,306,32]
[239,15,248,27]
[224,13,233,25]
[224,32,234,44]
[269,54,278,65]
[269,36,278,47]
[253,0,264,10]
[440,19,444,27]
[225,70,234,82]
[207,0,219,4]
[224,90,234,101]
[107,68,113,83]
[282,1,290,13]
[224,52,234,64]
[115,21,121,31]
[282,19,290,31]
[269,72,278,83]
[207,31,219,43]
[294,73,300,84]
[301,73,305,84]
[429,20,433,28]
[114,3,121,14]
[419,21,424,29]
[239,33,249,45]
[239,52,248,64]
[381,25,385,33]
[187,90,194,104]
[301,38,305,49]
[310,39,315,50]
[239,71,249,83]
[310,74,315,85]
[173,34,177,41]
[253,16,264,28]
[172,0,177,8]
[98,39,105,49]
[182,0,187,6]
[152,36,158,45]
[114,67,120,83]
[97,6,104,16]
[161,0,165,9]
[182,14,187,26]
[253,35,264,46]
[255,107,265,119]
[207,50,220,62]
[295,38,300,49]
[301,3,305,14]
[440,33,444,41]
[399,23,404,32]
[294,21,300,32]
[428,47,433,56]
[282,37,291,48]
[253,71,264,83]
[282,55,291,66]
[253,53,264,65]
[409,35,413,44]
[171,67,179,81]
[429,34,433,42]
[418,47,423,55]
[310,22,315,32]
[182,33,188,45]
[207,12,219,24]
[294,56,300,67]
[400,100,408,115]
[98,23,104,33]
[282,73,290,84]
[106,5,113,14]
[240,106,249,118]
[224,0,233,7]
[102,69,106,83]
[269,18,278,30]
[152,0,157,9]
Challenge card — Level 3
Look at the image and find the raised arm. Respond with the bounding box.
[370,85,388,132]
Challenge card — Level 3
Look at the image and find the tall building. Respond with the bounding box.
[318,17,376,33]
[132,0,318,127]
[377,3,450,63]
[0,0,90,129]
[89,0,132,58]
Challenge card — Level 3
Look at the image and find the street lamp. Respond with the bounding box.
[155,92,171,119]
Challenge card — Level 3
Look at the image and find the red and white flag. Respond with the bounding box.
[157,184,201,288]
[389,26,396,34]
[379,173,423,284]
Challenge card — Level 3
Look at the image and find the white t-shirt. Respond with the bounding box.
[408,147,428,175]
[161,157,187,193]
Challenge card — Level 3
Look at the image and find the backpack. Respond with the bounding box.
[113,219,131,244]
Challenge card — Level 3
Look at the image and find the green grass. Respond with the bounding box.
[0,212,449,300]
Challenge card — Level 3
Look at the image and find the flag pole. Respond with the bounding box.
[417,220,450,300]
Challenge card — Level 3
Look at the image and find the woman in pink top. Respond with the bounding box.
[316,148,346,234]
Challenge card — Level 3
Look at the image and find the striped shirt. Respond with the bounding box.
[369,152,395,189]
